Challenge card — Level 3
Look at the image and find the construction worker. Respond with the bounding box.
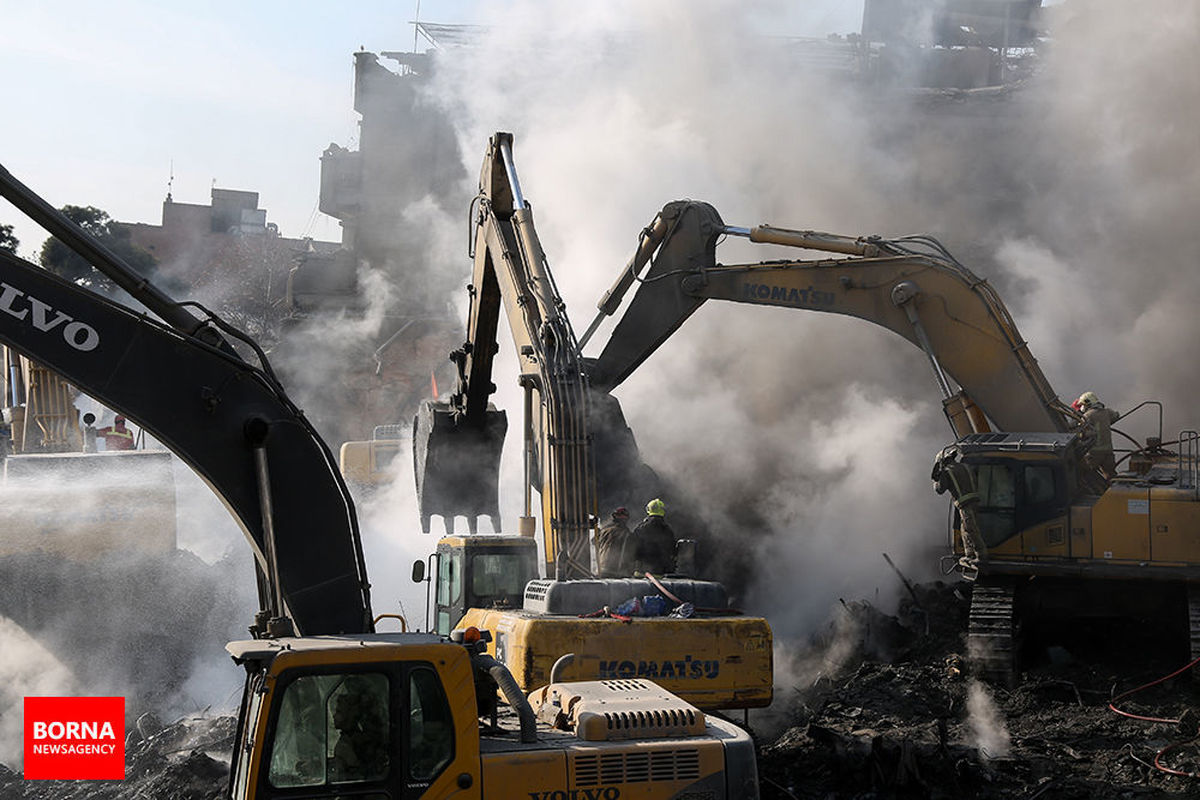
[1074,391,1121,478]
[633,498,677,576]
[96,415,135,451]
[595,506,634,577]
[932,446,988,580]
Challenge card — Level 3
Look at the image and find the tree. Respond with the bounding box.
[39,205,158,291]
[0,223,17,255]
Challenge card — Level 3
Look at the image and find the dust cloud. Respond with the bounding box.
[424,0,955,636]
[410,0,1200,668]
[0,617,77,769]
[0,451,257,770]
[353,440,443,632]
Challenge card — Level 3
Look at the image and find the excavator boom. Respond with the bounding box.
[416,133,597,578]
[585,199,1071,436]
[0,166,371,635]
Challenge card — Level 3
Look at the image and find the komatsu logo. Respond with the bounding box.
[743,282,835,307]
[0,282,100,351]
[598,656,719,680]
[529,789,620,800]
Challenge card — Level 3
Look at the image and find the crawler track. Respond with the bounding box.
[1188,584,1200,670]
[968,580,1016,688]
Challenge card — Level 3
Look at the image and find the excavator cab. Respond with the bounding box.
[949,433,1083,551]
[944,432,1084,556]
[413,400,506,534]
[226,635,480,799]
[420,535,539,634]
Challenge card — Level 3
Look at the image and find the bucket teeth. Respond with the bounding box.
[413,401,507,534]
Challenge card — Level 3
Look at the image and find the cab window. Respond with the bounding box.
[436,550,464,633]
[1024,465,1056,504]
[976,464,1015,508]
[470,552,531,600]
[372,442,400,475]
[231,672,265,799]
[437,551,463,607]
[266,672,390,790]
[327,674,390,784]
[407,666,454,783]
[973,463,1017,545]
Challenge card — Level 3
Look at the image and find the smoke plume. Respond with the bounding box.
[400,0,1200,679]
[966,679,1012,759]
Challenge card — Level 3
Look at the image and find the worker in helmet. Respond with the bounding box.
[633,498,677,576]
[595,506,634,577]
[1075,391,1121,478]
[932,446,988,580]
[96,415,135,451]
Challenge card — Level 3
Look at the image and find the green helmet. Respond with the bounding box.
[1077,391,1100,410]
[646,498,666,517]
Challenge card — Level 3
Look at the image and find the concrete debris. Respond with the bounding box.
[0,715,233,799]
[5,582,1200,797]
[758,581,1200,798]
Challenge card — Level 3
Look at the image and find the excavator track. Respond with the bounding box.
[1187,583,1200,672]
[968,581,1017,688]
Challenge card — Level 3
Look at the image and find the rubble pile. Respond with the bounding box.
[759,582,1200,798]
[0,715,233,799]
[5,581,1200,798]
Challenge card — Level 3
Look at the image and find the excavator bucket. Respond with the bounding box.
[413,400,507,534]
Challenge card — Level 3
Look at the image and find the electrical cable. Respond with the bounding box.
[1152,738,1200,782]
[1108,654,1200,779]
[1107,654,1200,724]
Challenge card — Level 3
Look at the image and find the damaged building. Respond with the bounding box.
[278,44,468,451]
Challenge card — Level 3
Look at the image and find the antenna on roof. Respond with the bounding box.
[166,159,174,202]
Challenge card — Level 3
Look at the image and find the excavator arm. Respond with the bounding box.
[583,200,1072,437]
[0,163,372,636]
[416,133,597,579]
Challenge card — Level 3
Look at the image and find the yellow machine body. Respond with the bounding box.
[430,534,774,711]
[227,633,757,799]
[949,433,1200,576]
[460,607,774,711]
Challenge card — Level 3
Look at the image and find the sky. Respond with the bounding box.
[0,0,862,259]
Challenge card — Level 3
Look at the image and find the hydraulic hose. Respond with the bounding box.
[1107,654,1200,724]
[473,653,537,743]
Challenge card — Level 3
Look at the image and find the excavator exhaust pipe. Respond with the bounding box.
[413,400,507,534]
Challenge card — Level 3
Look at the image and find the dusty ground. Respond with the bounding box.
[0,715,233,799]
[5,581,1200,799]
[757,581,1200,799]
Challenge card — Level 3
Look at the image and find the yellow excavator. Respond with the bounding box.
[580,198,1200,685]
[0,161,761,798]
[413,134,773,712]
